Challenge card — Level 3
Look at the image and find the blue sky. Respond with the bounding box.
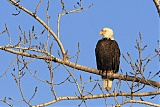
[0,0,159,107]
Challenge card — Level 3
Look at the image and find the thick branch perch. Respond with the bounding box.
[32,90,160,107]
[0,46,159,88]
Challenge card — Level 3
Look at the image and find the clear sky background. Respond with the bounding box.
[0,0,159,107]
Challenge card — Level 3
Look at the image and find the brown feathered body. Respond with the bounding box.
[95,38,120,91]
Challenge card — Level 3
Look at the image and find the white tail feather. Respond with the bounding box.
[102,78,113,91]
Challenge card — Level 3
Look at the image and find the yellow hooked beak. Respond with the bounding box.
[99,30,105,35]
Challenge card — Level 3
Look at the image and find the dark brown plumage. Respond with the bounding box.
[95,38,120,90]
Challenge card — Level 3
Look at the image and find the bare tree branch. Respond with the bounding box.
[153,0,160,16]
[8,0,66,58]
[0,46,159,88]
[32,90,160,107]
[117,99,160,107]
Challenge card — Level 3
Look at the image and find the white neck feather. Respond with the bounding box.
[103,35,114,40]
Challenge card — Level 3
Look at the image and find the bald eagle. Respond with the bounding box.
[95,28,120,91]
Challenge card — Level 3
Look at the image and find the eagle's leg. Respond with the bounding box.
[102,70,113,91]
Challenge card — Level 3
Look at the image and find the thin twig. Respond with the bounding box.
[0,56,16,78]
[34,0,42,14]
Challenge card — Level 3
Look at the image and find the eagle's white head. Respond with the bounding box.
[99,28,114,40]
